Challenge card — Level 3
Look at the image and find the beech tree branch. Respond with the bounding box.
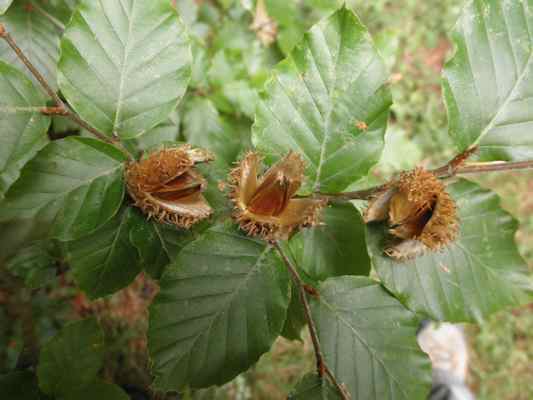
[318,148,533,202]
[0,23,133,161]
[273,242,351,400]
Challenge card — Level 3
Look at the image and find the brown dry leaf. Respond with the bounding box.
[250,0,278,46]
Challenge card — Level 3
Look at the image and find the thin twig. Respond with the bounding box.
[315,185,387,202]
[435,159,533,177]
[0,23,133,160]
[318,149,533,202]
[273,242,351,400]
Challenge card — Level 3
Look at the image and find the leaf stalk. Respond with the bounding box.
[0,23,133,161]
[273,241,351,400]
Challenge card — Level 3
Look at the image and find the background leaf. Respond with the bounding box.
[6,240,57,289]
[0,371,40,400]
[0,0,62,90]
[0,136,127,241]
[129,209,171,280]
[443,0,533,161]
[290,374,341,400]
[67,207,142,299]
[182,97,242,165]
[290,203,370,280]
[367,179,532,323]
[253,6,391,193]
[58,0,191,139]
[0,0,13,15]
[61,381,129,400]
[37,318,104,397]
[0,61,50,199]
[311,276,431,400]
[0,217,52,263]
[280,282,307,341]
[148,223,290,391]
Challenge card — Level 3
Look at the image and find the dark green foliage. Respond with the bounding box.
[0,1,531,399]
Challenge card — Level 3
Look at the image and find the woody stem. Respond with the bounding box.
[433,159,533,178]
[319,158,533,202]
[0,23,133,161]
[273,242,351,400]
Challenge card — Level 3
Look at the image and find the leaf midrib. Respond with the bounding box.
[313,15,346,190]
[94,210,129,294]
[170,244,272,380]
[319,295,411,400]
[112,0,136,134]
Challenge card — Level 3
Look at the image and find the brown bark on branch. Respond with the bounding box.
[318,148,533,202]
[0,23,133,161]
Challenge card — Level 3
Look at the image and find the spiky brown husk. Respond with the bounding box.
[125,145,213,229]
[418,188,458,250]
[389,168,458,250]
[365,167,459,260]
[390,167,458,251]
[127,147,193,192]
[228,151,325,240]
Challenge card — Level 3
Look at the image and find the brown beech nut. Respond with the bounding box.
[228,151,326,240]
[125,145,214,228]
[365,167,458,260]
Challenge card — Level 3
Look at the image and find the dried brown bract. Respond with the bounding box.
[365,167,458,260]
[125,145,214,228]
[229,151,326,240]
[250,0,278,46]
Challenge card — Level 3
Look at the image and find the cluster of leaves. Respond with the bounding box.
[1,0,532,399]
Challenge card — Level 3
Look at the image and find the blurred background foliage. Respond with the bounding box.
[1,0,531,399]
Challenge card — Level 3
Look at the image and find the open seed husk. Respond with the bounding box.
[229,151,326,240]
[125,145,214,229]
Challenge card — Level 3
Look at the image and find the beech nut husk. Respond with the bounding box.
[228,151,326,240]
[365,167,458,260]
[125,145,214,228]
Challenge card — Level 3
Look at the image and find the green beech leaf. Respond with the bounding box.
[290,374,341,400]
[129,210,171,280]
[148,223,290,391]
[37,318,104,397]
[367,179,532,323]
[0,0,13,15]
[58,0,191,139]
[290,203,370,280]
[61,381,129,400]
[0,217,52,263]
[311,276,431,400]
[6,240,57,289]
[0,1,61,89]
[148,221,198,259]
[182,97,242,164]
[443,0,533,161]
[0,136,127,241]
[222,80,260,118]
[133,110,180,152]
[280,282,306,341]
[0,371,40,400]
[67,207,142,299]
[0,61,50,199]
[253,6,391,193]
